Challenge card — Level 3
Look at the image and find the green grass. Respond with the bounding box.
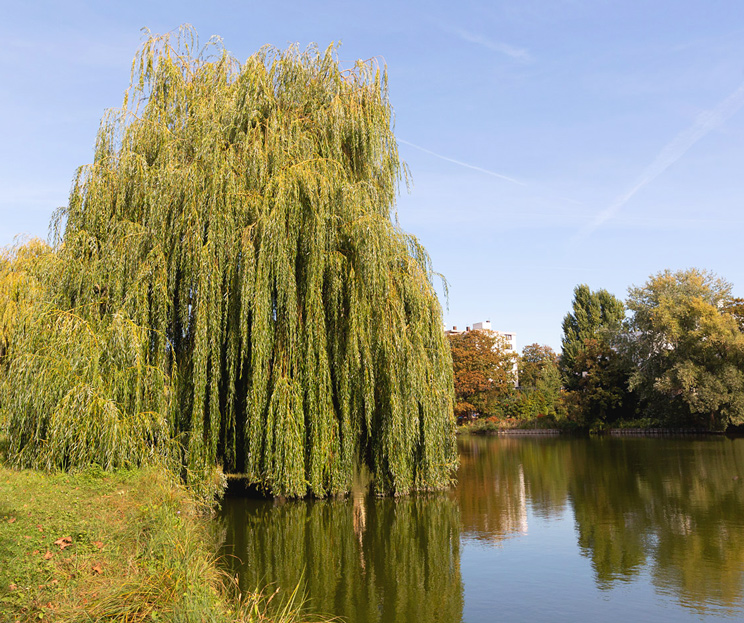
[608,417,664,429]
[458,416,564,435]
[0,463,319,622]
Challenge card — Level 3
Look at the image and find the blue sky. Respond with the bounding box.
[2,1,744,350]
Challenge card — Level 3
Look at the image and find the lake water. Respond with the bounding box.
[219,435,744,622]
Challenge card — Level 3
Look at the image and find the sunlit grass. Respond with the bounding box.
[0,464,323,622]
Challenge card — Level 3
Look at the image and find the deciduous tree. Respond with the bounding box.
[722,297,744,331]
[519,343,558,389]
[624,269,744,429]
[4,28,457,497]
[449,330,516,419]
[513,343,563,420]
[563,337,634,426]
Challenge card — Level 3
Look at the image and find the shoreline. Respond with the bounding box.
[0,465,312,623]
[459,424,734,437]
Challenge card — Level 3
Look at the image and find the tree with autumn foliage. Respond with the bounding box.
[722,297,744,331]
[448,330,516,419]
[623,269,744,429]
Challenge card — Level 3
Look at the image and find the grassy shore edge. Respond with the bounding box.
[0,464,313,623]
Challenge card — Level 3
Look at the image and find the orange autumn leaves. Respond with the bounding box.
[448,330,517,418]
[14,526,105,569]
[54,536,72,550]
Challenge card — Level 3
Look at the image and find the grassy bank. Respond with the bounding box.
[457,415,569,435]
[457,416,739,437]
[0,464,311,623]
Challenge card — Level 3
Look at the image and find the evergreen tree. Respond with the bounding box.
[560,284,625,389]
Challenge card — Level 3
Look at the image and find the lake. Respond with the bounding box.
[219,435,744,622]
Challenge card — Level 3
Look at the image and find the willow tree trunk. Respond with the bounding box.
[53,28,456,496]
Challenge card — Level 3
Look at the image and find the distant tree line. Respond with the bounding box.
[450,268,744,432]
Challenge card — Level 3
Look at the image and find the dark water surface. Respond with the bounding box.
[219,436,744,622]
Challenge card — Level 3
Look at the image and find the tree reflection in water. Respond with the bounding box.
[220,437,744,621]
[458,435,744,614]
[220,490,463,623]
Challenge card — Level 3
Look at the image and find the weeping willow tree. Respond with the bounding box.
[20,27,456,497]
[1,239,177,475]
[0,239,52,366]
[0,240,53,433]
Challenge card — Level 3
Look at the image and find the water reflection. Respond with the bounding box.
[457,436,573,542]
[220,492,463,622]
[456,437,529,542]
[221,437,744,621]
[571,439,744,613]
[458,436,744,614]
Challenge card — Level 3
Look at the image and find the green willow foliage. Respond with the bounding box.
[0,240,178,478]
[0,241,176,473]
[6,310,176,472]
[0,240,51,365]
[38,28,456,496]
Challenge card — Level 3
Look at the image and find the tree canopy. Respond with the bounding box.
[625,269,744,429]
[722,297,744,332]
[560,284,625,389]
[448,330,516,418]
[2,28,457,497]
[518,343,558,389]
[562,337,634,426]
[510,343,563,421]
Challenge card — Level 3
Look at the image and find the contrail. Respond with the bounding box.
[397,138,527,186]
[452,28,531,62]
[575,79,744,240]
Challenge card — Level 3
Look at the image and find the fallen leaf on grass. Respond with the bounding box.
[23,535,31,539]
[9,583,17,591]
[43,551,53,560]
[93,541,104,550]
[8,517,16,524]
[91,565,103,576]
[54,536,72,550]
